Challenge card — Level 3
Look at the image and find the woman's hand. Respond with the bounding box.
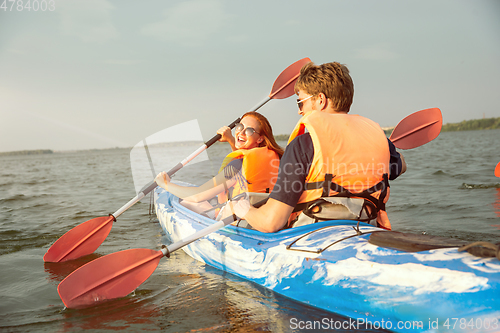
[229,196,251,219]
[155,171,171,190]
[217,126,233,142]
[217,126,237,151]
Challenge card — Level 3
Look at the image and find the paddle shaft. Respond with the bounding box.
[162,215,235,257]
[112,96,273,219]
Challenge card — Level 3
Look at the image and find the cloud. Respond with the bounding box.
[57,0,118,43]
[141,0,229,46]
[355,44,399,61]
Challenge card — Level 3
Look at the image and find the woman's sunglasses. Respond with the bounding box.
[234,123,260,136]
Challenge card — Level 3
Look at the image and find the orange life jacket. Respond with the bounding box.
[287,111,392,229]
[217,146,280,203]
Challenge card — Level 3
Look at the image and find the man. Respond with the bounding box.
[233,62,406,232]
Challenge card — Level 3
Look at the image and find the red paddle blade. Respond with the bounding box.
[58,248,163,308]
[43,215,114,263]
[495,162,500,178]
[390,108,443,150]
[269,57,312,100]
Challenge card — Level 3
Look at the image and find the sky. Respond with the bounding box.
[1,0,499,152]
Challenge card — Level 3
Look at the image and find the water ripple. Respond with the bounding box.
[459,183,500,189]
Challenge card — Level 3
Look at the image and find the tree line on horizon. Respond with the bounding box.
[440,117,500,132]
[0,149,54,157]
[3,117,499,154]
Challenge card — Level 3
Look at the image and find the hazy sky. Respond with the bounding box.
[1,0,499,152]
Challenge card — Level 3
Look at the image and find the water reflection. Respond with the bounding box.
[48,261,390,332]
[44,253,102,283]
[493,187,500,220]
[60,295,161,331]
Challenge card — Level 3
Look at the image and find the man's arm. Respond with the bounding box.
[400,153,407,175]
[232,198,294,233]
[231,134,313,232]
[388,138,407,180]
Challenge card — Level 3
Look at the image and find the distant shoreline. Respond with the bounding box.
[0,141,210,156]
[0,149,55,157]
[440,117,500,132]
[2,117,499,156]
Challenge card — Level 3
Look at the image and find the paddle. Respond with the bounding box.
[58,216,235,308]
[495,162,500,178]
[389,108,442,149]
[56,107,443,308]
[43,58,312,263]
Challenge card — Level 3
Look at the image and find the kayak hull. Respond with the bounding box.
[155,188,500,332]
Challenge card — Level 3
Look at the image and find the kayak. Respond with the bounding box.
[154,187,500,333]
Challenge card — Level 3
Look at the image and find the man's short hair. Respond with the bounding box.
[295,62,354,112]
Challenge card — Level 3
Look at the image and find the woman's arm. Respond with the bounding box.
[155,170,237,203]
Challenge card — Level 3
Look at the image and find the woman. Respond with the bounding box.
[155,112,283,218]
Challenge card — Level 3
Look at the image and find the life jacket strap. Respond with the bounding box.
[322,173,333,197]
[294,173,390,216]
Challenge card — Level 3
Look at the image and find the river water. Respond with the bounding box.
[0,129,499,332]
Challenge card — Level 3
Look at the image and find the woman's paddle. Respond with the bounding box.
[57,107,443,308]
[389,107,442,149]
[43,57,312,263]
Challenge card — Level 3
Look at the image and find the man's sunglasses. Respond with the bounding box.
[297,94,315,110]
[234,123,260,136]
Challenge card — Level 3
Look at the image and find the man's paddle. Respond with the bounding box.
[389,107,442,149]
[43,57,312,263]
[57,216,234,308]
[57,107,444,308]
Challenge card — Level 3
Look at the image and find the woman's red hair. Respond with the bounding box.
[241,112,284,158]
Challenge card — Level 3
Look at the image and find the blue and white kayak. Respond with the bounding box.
[154,188,500,333]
